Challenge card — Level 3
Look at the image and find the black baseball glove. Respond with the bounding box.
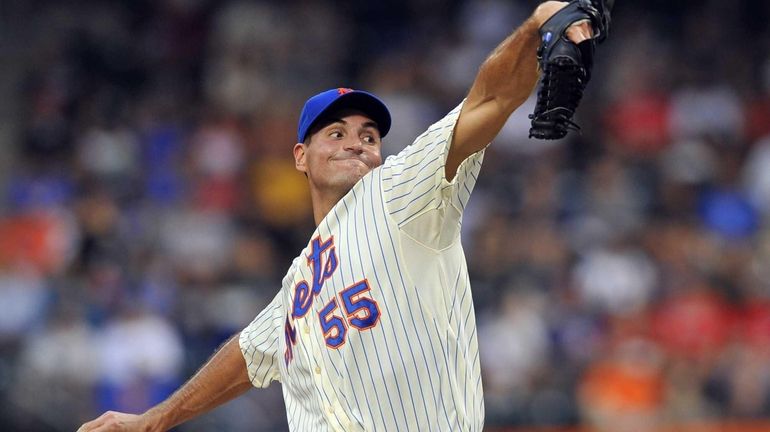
[528,0,613,140]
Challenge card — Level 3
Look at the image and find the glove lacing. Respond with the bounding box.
[528,58,587,138]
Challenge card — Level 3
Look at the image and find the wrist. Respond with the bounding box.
[143,407,173,432]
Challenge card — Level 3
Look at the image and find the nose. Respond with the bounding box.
[344,137,364,153]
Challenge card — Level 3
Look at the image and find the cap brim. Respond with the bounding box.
[305,91,391,141]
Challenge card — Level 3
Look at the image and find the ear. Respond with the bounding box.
[293,142,307,173]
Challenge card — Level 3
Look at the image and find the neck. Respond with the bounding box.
[309,187,346,226]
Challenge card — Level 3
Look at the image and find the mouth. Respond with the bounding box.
[333,158,369,167]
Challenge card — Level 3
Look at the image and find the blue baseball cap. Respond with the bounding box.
[297,88,391,143]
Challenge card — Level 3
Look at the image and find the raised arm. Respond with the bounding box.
[78,335,252,432]
[446,1,593,180]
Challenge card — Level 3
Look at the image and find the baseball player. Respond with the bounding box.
[78,2,599,431]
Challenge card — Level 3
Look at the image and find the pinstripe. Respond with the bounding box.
[347,329,384,429]
[343,203,396,428]
[327,210,382,431]
[424,314,455,430]
[335,204,392,431]
[291,347,317,429]
[383,154,440,195]
[455,279,470,328]
[302,308,331,430]
[455,284,472,350]
[241,296,282,386]
[318,337,355,417]
[385,148,441,191]
[436,324,461,431]
[383,141,431,167]
[317,220,365,429]
[448,273,467,426]
[470,158,482,179]
[350,186,414,430]
[247,320,275,347]
[386,160,442,205]
[462,319,476,405]
[384,119,447,172]
[346,179,427,430]
[253,337,278,383]
[258,342,278,384]
[462,175,473,206]
[384,136,443,191]
[304,227,344,428]
[311,359,346,429]
[318,236,368,430]
[459,296,477,426]
[448,266,464,325]
[295,372,311,431]
[373,178,446,427]
[471,330,483,428]
[299,294,346,431]
[287,389,300,430]
[390,183,441,215]
[357,179,425,430]
[424,122,448,135]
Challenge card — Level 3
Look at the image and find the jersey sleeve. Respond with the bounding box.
[239,291,283,387]
[381,101,485,247]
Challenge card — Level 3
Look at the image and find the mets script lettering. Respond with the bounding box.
[292,237,337,319]
[284,236,381,365]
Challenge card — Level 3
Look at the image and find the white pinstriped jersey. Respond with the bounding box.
[240,102,485,431]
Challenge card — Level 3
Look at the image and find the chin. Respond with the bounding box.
[336,170,368,191]
[344,163,371,178]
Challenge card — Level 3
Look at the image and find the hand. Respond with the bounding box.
[566,20,594,43]
[534,1,594,43]
[77,411,159,432]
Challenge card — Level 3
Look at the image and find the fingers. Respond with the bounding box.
[566,19,594,44]
[533,1,570,27]
[76,411,125,432]
[77,410,151,432]
[77,411,110,432]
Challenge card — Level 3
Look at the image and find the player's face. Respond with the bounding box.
[294,110,383,197]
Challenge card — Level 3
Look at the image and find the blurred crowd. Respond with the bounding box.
[1,0,769,431]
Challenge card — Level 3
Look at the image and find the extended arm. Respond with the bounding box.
[78,335,252,432]
[446,1,592,180]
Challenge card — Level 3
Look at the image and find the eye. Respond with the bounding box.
[362,134,379,144]
[329,130,343,139]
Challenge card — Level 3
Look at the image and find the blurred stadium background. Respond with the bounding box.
[1,0,770,431]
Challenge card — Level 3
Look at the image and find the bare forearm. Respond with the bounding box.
[146,336,252,430]
[467,17,541,117]
[447,16,542,179]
